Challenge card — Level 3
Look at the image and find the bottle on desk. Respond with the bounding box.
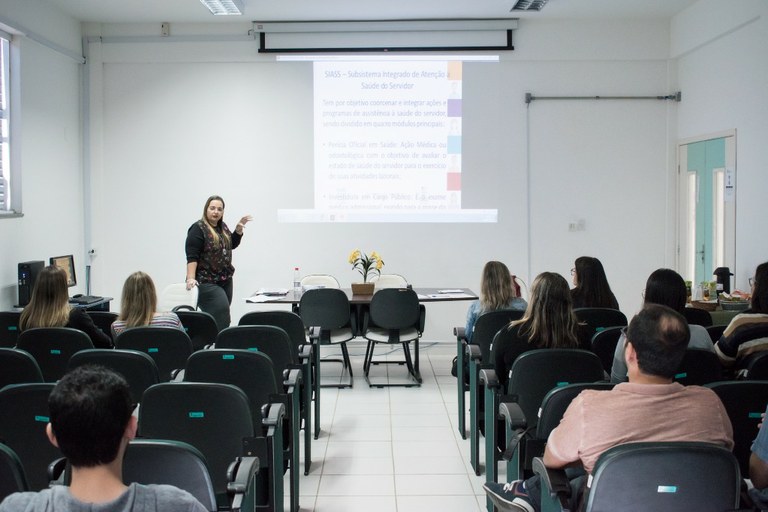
[293,267,301,296]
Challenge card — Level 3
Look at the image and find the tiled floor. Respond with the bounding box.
[287,340,497,512]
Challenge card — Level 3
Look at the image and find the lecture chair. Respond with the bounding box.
[139,382,284,512]
[0,383,59,491]
[590,326,623,375]
[0,347,44,389]
[175,310,219,351]
[456,309,524,439]
[0,443,28,502]
[85,311,118,341]
[114,327,192,382]
[682,306,714,327]
[362,287,424,387]
[0,311,21,348]
[532,442,740,512]
[478,348,604,509]
[67,349,159,404]
[16,327,94,382]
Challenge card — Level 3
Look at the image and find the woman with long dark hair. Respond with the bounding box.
[610,268,714,383]
[570,256,619,310]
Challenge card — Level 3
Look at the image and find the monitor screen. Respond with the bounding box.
[50,255,76,288]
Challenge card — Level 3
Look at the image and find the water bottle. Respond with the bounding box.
[293,267,301,295]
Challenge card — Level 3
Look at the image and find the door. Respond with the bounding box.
[677,132,736,286]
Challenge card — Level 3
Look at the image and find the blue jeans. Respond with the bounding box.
[198,279,233,331]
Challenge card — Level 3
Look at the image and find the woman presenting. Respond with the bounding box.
[185,195,252,330]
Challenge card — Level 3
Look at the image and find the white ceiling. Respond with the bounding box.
[42,0,700,24]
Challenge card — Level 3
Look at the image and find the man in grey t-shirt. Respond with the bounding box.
[0,366,207,512]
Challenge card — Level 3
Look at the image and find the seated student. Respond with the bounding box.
[569,256,619,310]
[716,261,768,367]
[111,271,184,338]
[493,272,591,392]
[0,365,206,512]
[19,265,113,349]
[464,261,527,342]
[750,404,768,510]
[484,304,734,512]
[610,268,715,383]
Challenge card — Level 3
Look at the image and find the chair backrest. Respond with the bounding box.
[67,349,159,404]
[184,349,279,429]
[138,382,254,500]
[238,310,307,355]
[123,439,217,512]
[0,348,44,388]
[372,274,408,289]
[175,310,219,351]
[682,307,714,327]
[0,383,59,491]
[574,308,628,333]
[368,288,420,331]
[158,283,199,312]
[114,327,192,382]
[536,382,615,439]
[673,349,722,386]
[507,349,605,425]
[706,380,768,475]
[16,328,94,382]
[299,288,351,330]
[744,351,768,380]
[216,325,294,377]
[0,442,28,501]
[0,311,22,348]
[590,326,624,374]
[705,324,727,343]
[85,311,118,341]
[300,274,340,289]
[473,310,524,364]
[585,442,740,512]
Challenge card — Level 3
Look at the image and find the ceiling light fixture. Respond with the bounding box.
[200,0,244,16]
[510,0,549,12]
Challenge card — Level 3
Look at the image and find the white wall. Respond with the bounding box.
[8,2,764,342]
[0,0,84,306]
[84,18,676,339]
[672,0,768,290]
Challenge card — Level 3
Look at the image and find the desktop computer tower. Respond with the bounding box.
[17,260,45,307]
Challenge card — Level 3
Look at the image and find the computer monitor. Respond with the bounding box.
[49,255,77,287]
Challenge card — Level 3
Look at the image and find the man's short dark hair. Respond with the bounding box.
[48,365,133,467]
[626,303,690,379]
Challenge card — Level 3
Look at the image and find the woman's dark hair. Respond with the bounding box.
[571,256,619,309]
[644,268,687,313]
[752,261,768,313]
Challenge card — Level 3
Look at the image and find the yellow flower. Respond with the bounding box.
[349,249,385,283]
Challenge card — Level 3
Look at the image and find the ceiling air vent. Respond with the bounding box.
[511,0,549,11]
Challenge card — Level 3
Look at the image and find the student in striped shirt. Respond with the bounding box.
[111,271,184,338]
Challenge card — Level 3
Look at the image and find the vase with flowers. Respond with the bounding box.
[349,249,384,295]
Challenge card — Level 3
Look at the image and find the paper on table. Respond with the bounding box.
[255,288,289,296]
[437,289,464,293]
[245,294,277,303]
[428,293,475,299]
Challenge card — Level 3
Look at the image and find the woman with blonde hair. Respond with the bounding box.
[492,272,591,390]
[19,265,113,348]
[111,271,184,337]
[465,261,526,342]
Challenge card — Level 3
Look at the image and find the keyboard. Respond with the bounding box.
[69,295,103,305]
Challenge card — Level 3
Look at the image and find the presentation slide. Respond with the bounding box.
[278,57,498,223]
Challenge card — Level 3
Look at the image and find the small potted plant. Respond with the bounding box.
[349,249,383,295]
